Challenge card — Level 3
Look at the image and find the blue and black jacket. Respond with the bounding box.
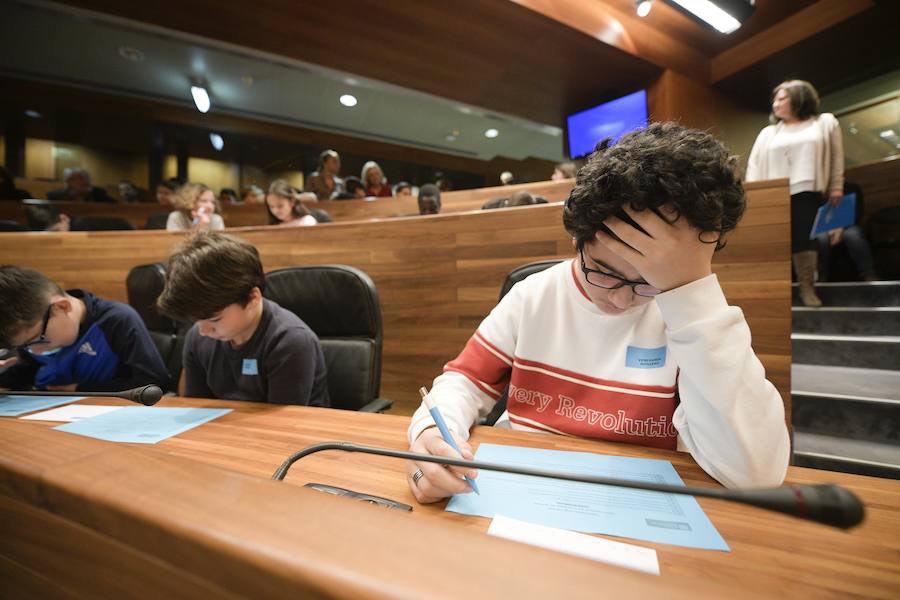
[0,290,170,392]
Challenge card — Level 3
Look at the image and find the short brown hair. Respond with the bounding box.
[0,265,64,347]
[157,232,265,322]
[771,80,820,123]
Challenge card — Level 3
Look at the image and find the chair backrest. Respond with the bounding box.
[126,263,177,333]
[71,216,135,231]
[0,219,27,232]
[499,259,563,300]
[264,265,383,411]
[126,263,183,392]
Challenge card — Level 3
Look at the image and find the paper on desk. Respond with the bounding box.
[489,514,659,575]
[446,443,728,551]
[54,406,231,443]
[21,404,123,422]
[0,395,84,417]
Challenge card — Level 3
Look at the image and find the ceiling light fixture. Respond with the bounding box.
[667,0,753,34]
[879,129,896,139]
[636,0,654,18]
[24,109,42,119]
[118,45,145,62]
[209,133,224,151]
[191,84,211,113]
[340,94,358,107]
[484,128,499,138]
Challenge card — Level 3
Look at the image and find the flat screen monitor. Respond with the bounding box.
[566,90,648,158]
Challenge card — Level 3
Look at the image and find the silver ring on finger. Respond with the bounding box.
[412,469,425,486]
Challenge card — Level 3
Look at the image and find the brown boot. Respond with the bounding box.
[793,251,823,307]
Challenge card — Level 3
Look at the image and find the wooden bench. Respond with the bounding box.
[0,180,790,416]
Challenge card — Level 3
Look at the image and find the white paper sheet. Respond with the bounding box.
[20,404,124,422]
[488,514,659,575]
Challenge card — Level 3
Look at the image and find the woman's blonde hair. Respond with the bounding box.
[172,183,216,213]
[266,179,311,224]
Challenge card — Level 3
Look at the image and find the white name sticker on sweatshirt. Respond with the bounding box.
[625,346,667,369]
[242,359,259,376]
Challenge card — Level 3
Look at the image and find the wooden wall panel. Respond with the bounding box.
[0,180,790,416]
[846,156,900,225]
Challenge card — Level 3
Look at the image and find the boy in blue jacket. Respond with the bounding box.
[0,265,169,392]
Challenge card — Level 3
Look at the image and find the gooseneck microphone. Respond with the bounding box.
[273,442,866,530]
[1,384,164,406]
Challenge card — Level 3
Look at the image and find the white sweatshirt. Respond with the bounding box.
[408,260,790,489]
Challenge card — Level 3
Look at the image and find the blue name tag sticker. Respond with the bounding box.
[242,359,259,376]
[626,346,667,369]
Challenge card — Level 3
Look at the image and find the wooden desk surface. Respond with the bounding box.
[5,396,899,599]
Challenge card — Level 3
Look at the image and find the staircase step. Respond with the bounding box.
[792,281,900,307]
[792,334,900,370]
[792,307,900,335]
[792,364,900,403]
[793,431,900,479]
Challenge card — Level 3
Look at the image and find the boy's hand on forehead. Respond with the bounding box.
[597,203,717,292]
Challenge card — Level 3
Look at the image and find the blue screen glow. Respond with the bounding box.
[566,90,648,158]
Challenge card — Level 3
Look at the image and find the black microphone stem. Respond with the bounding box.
[273,442,865,529]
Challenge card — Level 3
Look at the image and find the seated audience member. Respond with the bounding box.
[241,185,265,205]
[394,181,413,197]
[417,184,441,215]
[405,123,790,504]
[334,176,366,200]
[156,179,178,207]
[361,161,392,197]
[25,205,71,232]
[0,165,31,200]
[266,180,317,227]
[509,191,535,206]
[304,149,344,200]
[499,171,514,186]
[166,183,225,231]
[815,182,879,281]
[157,232,330,406]
[436,175,453,192]
[219,188,239,205]
[47,168,115,203]
[552,161,577,181]
[0,265,169,392]
[118,181,141,203]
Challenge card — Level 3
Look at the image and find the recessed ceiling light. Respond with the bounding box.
[340,94,358,107]
[484,128,499,138]
[24,109,42,119]
[118,45,145,62]
[669,0,742,34]
[636,0,653,18]
[209,133,224,151]
[879,129,896,138]
[191,85,211,113]
[445,134,457,142]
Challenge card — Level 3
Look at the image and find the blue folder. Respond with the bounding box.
[810,193,856,239]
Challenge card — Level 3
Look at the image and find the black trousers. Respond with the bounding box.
[791,191,825,253]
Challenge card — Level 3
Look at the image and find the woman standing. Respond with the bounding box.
[266,180,318,227]
[746,80,844,307]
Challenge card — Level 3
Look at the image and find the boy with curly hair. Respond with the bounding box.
[406,122,790,503]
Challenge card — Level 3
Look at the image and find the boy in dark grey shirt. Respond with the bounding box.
[158,232,329,407]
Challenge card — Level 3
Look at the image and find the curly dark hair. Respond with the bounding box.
[563,122,745,251]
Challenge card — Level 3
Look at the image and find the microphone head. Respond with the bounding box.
[128,384,163,406]
[803,484,866,529]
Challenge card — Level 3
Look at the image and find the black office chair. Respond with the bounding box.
[481,259,563,426]
[0,219,27,232]
[125,263,184,393]
[264,265,391,412]
[71,216,136,231]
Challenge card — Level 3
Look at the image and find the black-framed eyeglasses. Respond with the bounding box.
[579,249,661,297]
[19,304,53,350]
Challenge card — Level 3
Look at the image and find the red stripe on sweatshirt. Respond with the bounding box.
[443,334,512,397]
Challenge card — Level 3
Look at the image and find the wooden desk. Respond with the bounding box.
[2,397,898,598]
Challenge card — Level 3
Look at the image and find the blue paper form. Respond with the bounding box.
[55,406,232,444]
[446,444,728,551]
[0,395,84,417]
